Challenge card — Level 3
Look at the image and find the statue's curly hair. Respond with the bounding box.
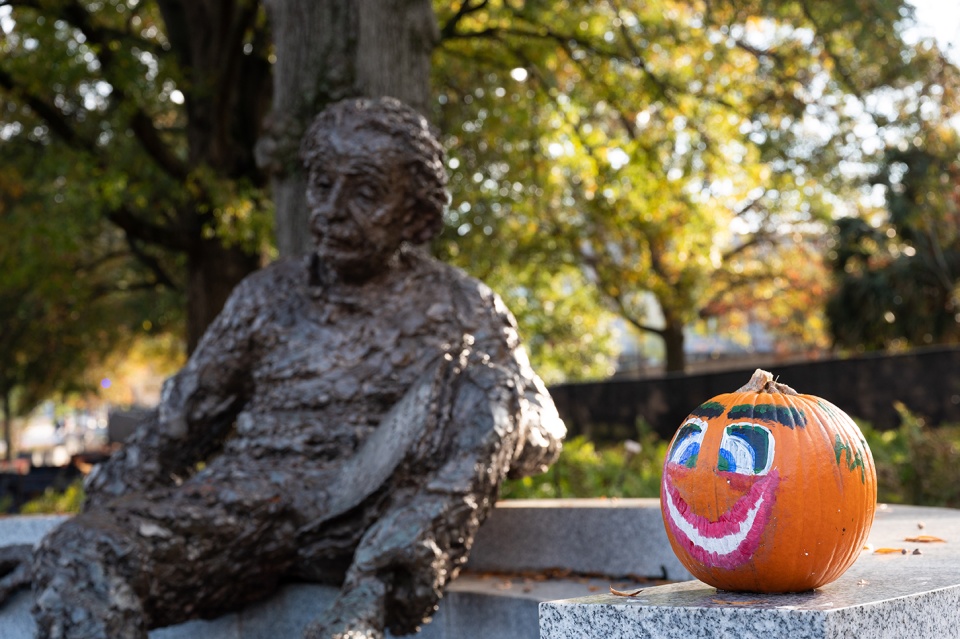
[301,97,448,243]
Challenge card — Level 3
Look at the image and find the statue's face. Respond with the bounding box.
[307,128,410,279]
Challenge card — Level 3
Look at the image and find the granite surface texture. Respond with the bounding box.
[6,504,958,638]
[0,569,635,639]
[541,503,960,638]
[0,506,651,639]
[468,498,693,581]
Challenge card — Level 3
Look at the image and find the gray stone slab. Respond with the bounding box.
[1,509,651,639]
[0,572,630,639]
[468,498,693,581]
[0,515,68,546]
[540,504,960,639]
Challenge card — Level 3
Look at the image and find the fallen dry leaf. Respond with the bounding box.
[710,598,763,606]
[609,585,643,597]
[904,535,946,543]
[873,547,907,554]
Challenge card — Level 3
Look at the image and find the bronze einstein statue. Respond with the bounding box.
[0,97,565,638]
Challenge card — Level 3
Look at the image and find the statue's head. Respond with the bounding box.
[301,97,448,280]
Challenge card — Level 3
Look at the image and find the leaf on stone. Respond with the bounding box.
[609,585,643,597]
[710,598,763,606]
[873,547,906,554]
[904,535,946,543]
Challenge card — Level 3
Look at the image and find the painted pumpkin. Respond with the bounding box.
[660,369,877,592]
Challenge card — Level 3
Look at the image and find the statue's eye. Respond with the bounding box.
[669,419,707,468]
[354,181,383,202]
[718,424,774,475]
[312,171,333,190]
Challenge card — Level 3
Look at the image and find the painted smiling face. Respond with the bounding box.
[660,369,877,593]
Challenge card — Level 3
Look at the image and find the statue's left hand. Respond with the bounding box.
[0,544,33,604]
[302,576,386,639]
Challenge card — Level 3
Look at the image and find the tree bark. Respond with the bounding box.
[1,389,11,462]
[662,320,687,374]
[156,0,272,351]
[185,238,262,354]
[261,0,438,258]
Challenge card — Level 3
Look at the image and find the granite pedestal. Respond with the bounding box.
[0,499,671,638]
[540,503,960,639]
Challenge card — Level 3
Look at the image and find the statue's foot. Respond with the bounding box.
[303,577,386,639]
[0,544,32,603]
[303,618,384,639]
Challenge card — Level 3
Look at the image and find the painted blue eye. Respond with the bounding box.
[718,424,774,475]
[669,419,707,468]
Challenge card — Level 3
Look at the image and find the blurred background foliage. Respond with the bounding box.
[2,0,959,397]
[501,406,960,509]
[1,0,960,489]
[24,404,960,512]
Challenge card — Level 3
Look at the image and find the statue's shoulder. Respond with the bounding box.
[220,257,309,320]
[407,252,503,311]
[407,251,521,350]
[245,257,305,288]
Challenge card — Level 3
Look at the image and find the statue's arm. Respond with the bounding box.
[305,342,565,638]
[84,277,260,507]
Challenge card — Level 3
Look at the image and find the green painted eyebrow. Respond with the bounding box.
[727,403,806,428]
[690,401,725,419]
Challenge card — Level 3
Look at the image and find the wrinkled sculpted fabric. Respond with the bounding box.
[1,97,565,639]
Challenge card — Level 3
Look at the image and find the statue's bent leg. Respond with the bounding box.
[304,351,524,639]
[32,512,149,639]
[33,470,301,638]
[0,544,33,602]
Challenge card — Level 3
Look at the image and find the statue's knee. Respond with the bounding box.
[34,515,136,587]
[32,517,147,639]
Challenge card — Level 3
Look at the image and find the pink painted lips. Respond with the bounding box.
[663,468,781,570]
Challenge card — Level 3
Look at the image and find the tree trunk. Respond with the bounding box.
[2,389,12,462]
[185,238,262,354]
[662,321,687,374]
[261,0,438,258]
[155,1,272,351]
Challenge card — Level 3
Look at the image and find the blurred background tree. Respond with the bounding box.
[828,129,960,350]
[0,133,179,458]
[0,0,958,418]
[433,0,958,372]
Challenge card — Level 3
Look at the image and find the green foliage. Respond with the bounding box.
[20,480,85,515]
[3,0,957,394]
[828,129,960,351]
[0,133,178,451]
[500,429,668,499]
[433,0,939,371]
[504,405,960,508]
[861,404,960,508]
[0,0,270,355]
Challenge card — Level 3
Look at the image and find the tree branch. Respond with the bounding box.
[105,206,187,253]
[0,68,93,150]
[57,0,190,180]
[797,0,863,99]
[439,0,490,41]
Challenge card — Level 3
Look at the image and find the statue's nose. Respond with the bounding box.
[310,179,348,224]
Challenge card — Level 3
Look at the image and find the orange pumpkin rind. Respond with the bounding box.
[660,369,878,593]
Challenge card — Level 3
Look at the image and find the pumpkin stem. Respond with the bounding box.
[737,369,799,395]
